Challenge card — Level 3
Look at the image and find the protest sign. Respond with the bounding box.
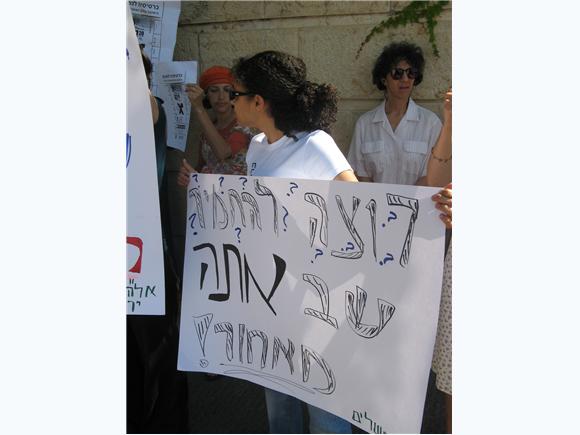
[155,61,198,151]
[177,173,445,433]
[129,1,181,96]
[126,6,165,315]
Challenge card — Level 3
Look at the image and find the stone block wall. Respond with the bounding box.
[165,1,451,265]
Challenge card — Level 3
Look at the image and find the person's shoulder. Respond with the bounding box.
[356,102,383,124]
[413,100,441,125]
[302,130,335,147]
[249,132,267,147]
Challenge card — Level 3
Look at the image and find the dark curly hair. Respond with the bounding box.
[372,41,425,90]
[232,51,337,138]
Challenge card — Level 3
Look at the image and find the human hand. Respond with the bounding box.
[432,182,452,229]
[177,158,196,187]
[443,88,452,125]
[185,83,205,110]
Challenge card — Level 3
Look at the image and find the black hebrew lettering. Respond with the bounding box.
[145,285,156,297]
[194,243,286,312]
[345,286,396,338]
[272,337,296,375]
[212,185,229,230]
[304,192,328,247]
[332,195,364,259]
[194,243,219,293]
[241,192,262,231]
[193,313,214,357]
[254,179,278,236]
[365,199,378,261]
[247,329,269,369]
[127,300,142,312]
[302,273,338,329]
[222,244,242,302]
[301,344,336,394]
[386,193,419,267]
[352,410,362,423]
[228,189,247,227]
[189,188,206,228]
[243,253,286,315]
[214,322,234,361]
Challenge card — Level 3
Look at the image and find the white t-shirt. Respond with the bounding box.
[347,98,442,185]
[246,130,351,180]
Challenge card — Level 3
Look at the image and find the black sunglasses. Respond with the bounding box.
[228,89,255,100]
[390,67,419,80]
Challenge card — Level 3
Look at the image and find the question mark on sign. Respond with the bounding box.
[382,211,398,228]
[379,253,394,266]
[234,227,241,243]
[341,241,355,252]
[311,248,323,263]
[192,173,198,183]
[282,206,289,232]
[287,182,298,196]
[219,176,225,192]
[239,177,248,189]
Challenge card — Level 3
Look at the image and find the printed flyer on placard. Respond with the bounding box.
[156,61,198,151]
[129,1,181,96]
[177,173,446,433]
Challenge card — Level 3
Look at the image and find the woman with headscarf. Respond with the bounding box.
[183,65,253,176]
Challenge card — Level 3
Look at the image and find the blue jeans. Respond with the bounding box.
[264,388,351,433]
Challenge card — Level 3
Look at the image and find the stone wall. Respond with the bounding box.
[165,1,451,266]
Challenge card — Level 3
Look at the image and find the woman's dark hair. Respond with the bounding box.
[232,50,337,137]
[140,47,153,88]
[372,41,425,90]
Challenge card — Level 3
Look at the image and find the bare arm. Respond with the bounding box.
[186,84,232,161]
[425,89,452,187]
[355,174,373,183]
[149,92,159,124]
[333,169,359,182]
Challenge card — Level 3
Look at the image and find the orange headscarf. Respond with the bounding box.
[199,66,234,90]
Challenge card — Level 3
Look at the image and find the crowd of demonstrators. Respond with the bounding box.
[126,49,188,434]
[155,41,452,433]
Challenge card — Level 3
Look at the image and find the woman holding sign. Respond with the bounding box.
[230,49,356,434]
[183,66,253,176]
[177,50,453,433]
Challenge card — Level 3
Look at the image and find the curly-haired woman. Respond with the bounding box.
[347,41,443,187]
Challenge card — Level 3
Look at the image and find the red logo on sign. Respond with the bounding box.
[127,236,143,273]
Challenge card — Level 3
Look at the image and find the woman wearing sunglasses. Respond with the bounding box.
[181,66,253,177]
[231,50,356,434]
[347,41,444,188]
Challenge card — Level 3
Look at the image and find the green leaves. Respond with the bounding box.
[355,1,449,59]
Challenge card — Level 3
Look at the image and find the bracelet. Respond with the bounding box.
[430,147,452,163]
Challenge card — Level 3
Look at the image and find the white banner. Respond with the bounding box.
[129,1,181,96]
[177,173,445,433]
[126,6,165,315]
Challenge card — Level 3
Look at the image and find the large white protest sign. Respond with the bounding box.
[129,1,181,96]
[126,6,165,315]
[155,61,198,151]
[178,174,445,433]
